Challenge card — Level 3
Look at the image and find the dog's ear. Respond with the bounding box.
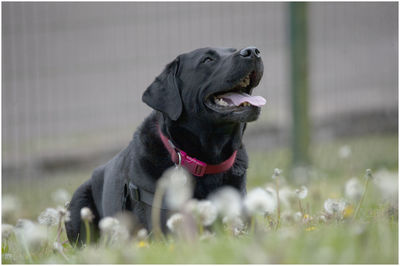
[142,57,182,121]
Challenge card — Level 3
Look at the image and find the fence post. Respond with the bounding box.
[289,2,310,169]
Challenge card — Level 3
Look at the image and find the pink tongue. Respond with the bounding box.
[219,92,266,107]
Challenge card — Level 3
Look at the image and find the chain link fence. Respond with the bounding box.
[2,2,397,180]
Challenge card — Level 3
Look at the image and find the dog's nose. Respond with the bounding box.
[239,46,261,58]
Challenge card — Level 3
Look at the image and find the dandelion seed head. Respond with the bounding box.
[233,227,245,236]
[166,213,184,233]
[38,208,59,227]
[324,198,346,215]
[338,145,351,159]
[15,219,35,230]
[272,168,281,179]
[244,187,276,215]
[345,177,363,201]
[80,207,94,222]
[365,169,372,179]
[99,217,129,242]
[2,224,14,240]
[193,200,218,226]
[222,215,245,231]
[51,188,71,206]
[57,206,71,222]
[136,228,148,240]
[209,187,242,218]
[163,167,193,210]
[15,220,47,250]
[295,186,308,199]
[99,217,119,234]
[53,241,63,252]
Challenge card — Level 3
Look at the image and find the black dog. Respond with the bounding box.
[65,46,264,245]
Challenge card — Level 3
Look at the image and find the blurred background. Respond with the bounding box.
[2,2,397,193]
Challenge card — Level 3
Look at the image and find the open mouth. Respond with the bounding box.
[205,71,266,112]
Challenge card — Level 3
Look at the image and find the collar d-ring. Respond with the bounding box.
[176,151,182,167]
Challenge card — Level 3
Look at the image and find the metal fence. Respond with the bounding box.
[2,2,398,179]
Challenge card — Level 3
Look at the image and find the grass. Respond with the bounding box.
[2,134,398,264]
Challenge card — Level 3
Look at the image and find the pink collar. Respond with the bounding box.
[158,127,237,177]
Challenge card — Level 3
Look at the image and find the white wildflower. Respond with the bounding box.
[295,186,308,199]
[244,187,276,215]
[209,187,242,218]
[2,224,14,240]
[51,189,71,205]
[345,177,363,201]
[324,198,346,215]
[38,208,59,226]
[80,207,94,222]
[136,228,148,240]
[2,194,21,218]
[162,167,193,210]
[166,213,184,233]
[338,145,351,159]
[195,200,218,226]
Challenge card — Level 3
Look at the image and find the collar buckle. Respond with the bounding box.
[179,150,207,177]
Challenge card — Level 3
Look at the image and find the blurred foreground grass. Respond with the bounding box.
[2,134,398,263]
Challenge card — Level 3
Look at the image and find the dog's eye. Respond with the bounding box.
[202,57,214,63]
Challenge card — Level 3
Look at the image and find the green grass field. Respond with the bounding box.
[2,134,398,264]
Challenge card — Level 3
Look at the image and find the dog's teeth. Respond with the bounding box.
[216,98,229,106]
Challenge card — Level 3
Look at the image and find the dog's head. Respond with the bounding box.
[142,47,264,123]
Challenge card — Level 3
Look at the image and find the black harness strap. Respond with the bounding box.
[126,181,170,210]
